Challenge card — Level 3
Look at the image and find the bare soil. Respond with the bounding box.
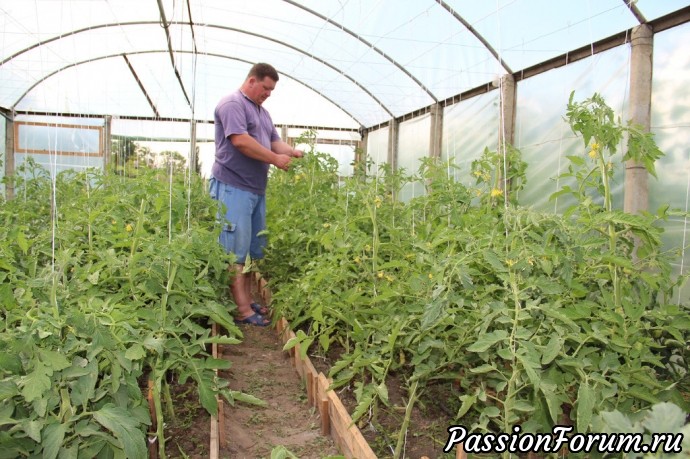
[307,344,458,459]
[163,319,341,459]
[335,377,459,459]
[160,291,458,459]
[218,323,342,458]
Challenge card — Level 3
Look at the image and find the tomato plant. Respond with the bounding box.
[0,164,246,458]
[263,94,689,458]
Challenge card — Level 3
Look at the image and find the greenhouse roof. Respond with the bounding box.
[1,0,689,130]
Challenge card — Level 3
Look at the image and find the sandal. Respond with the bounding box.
[250,302,270,316]
[234,312,271,327]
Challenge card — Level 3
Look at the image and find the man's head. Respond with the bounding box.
[242,63,279,106]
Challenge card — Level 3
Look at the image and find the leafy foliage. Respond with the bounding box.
[593,402,690,458]
[0,165,241,458]
[262,94,689,458]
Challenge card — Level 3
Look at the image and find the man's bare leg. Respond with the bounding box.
[241,267,270,315]
[230,264,253,320]
[243,267,253,305]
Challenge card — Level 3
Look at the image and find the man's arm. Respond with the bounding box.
[230,133,292,170]
[271,140,303,158]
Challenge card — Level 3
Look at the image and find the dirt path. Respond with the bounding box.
[218,320,342,459]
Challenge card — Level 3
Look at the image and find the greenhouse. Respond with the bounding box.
[1,1,689,458]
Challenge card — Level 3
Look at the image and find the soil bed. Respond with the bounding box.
[219,323,341,458]
[162,312,460,459]
[308,344,459,459]
[339,378,459,458]
[163,321,341,459]
[162,381,213,458]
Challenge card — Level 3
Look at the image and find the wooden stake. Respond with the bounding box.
[147,380,158,458]
[320,398,331,435]
[306,370,314,406]
[293,343,304,376]
[209,413,219,459]
[210,322,222,456]
[211,323,218,359]
[147,434,158,459]
[218,399,226,448]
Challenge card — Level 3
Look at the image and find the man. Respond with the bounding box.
[209,62,302,326]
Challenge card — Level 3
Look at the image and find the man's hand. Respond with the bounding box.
[292,149,304,158]
[273,154,292,171]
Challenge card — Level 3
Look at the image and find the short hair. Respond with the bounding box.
[247,63,279,82]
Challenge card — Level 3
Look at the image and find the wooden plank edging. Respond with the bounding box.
[210,323,220,459]
[256,273,467,459]
[258,276,376,459]
[272,317,377,458]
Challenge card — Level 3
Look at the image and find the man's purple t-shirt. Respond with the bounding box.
[211,90,280,195]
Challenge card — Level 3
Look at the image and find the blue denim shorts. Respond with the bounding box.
[209,177,266,264]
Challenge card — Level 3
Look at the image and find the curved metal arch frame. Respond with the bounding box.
[0,15,449,121]
[435,0,513,74]
[0,0,662,127]
[435,0,648,75]
[280,0,438,103]
[157,0,193,108]
[183,21,398,118]
[622,0,647,24]
[11,49,364,128]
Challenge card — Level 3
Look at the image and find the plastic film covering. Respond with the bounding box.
[2,0,687,128]
[650,23,690,300]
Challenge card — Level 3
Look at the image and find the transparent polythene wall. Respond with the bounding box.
[1,115,359,181]
[12,115,105,178]
[372,90,502,200]
[650,23,690,302]
[107,119,361,179]
[515,44,631,212]
[442,91,500,188]
[366,127,390,178]
[313,144,357,178]
[398,114,431,202]
[0,115,5,194]
[112,118,197,173]
[290,128,360,178]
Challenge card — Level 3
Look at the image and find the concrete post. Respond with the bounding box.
[4,112,14,200]
[386,118,399,200]
[498,74,517,192]
[281,125,292,147]
[498,74,516,152]
[624,24,653,214]
[358,129,368,172]
[189,120,197,173]
[387,118,399,171]
[103,115,112,172]
[429,103,443,159]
